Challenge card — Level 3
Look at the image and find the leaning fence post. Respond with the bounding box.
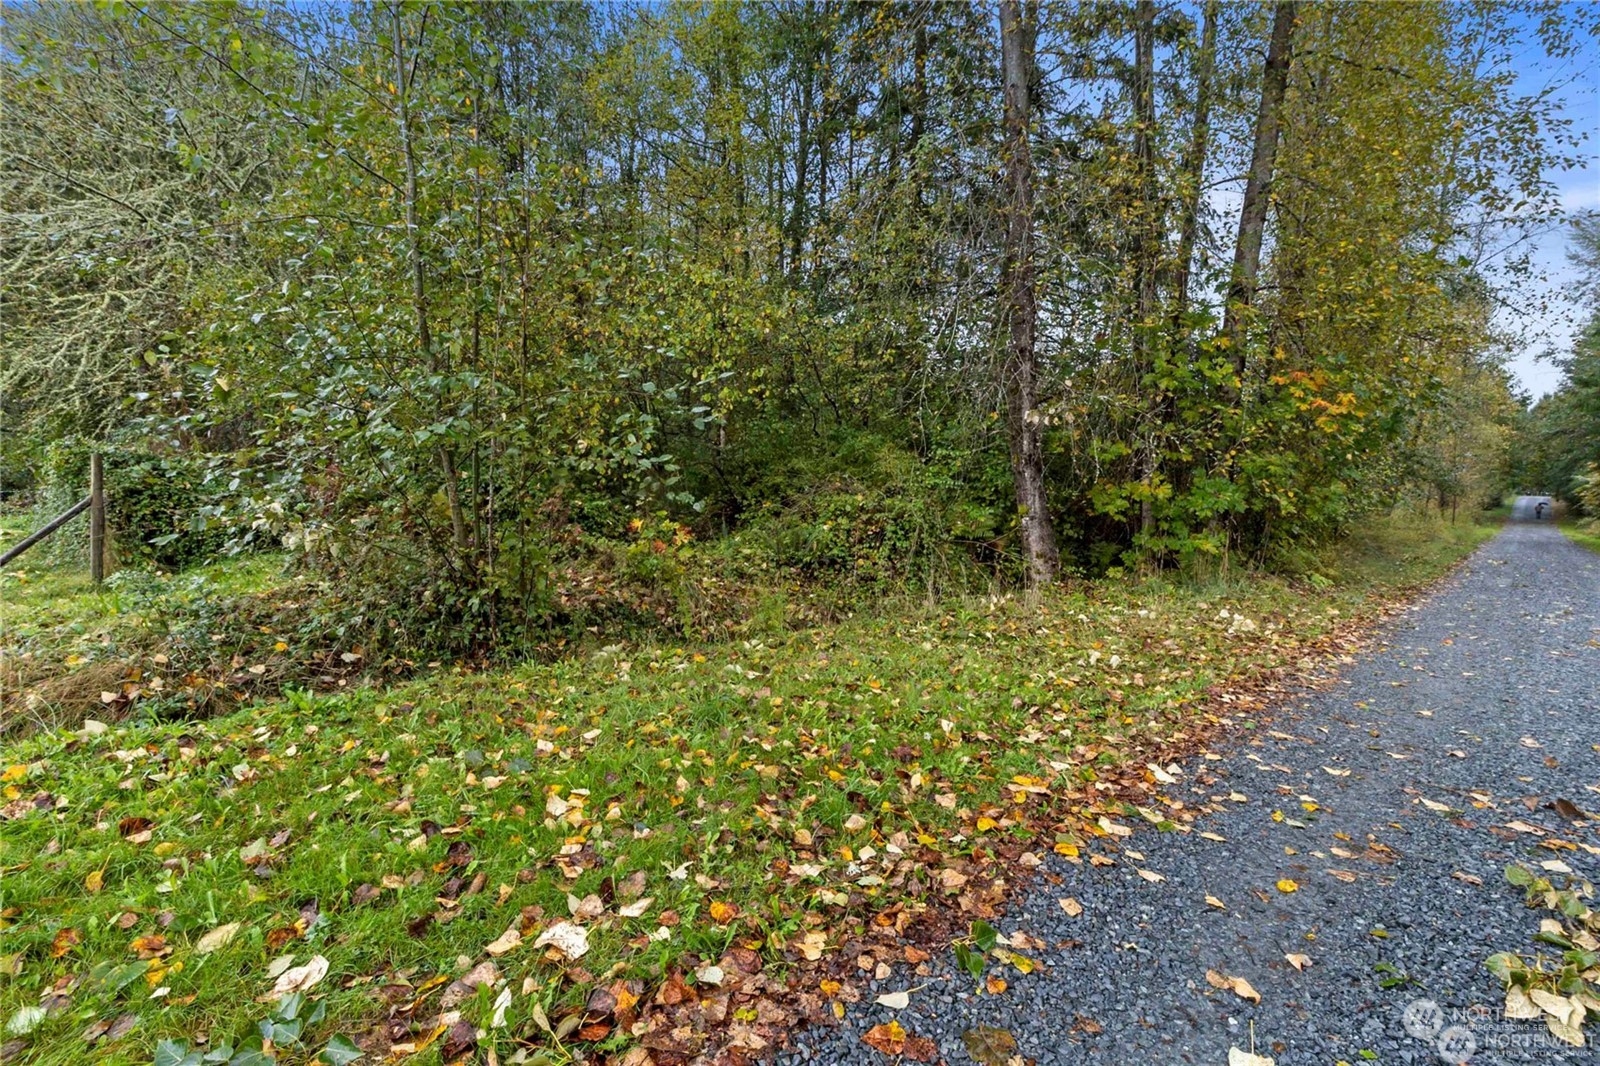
[90,453,105,584]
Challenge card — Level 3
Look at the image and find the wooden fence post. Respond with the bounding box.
[90,453,105,584]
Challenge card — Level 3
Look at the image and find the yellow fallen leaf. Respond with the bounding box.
[1205,895,1226,909]
[84,870,104,893]
[1276,879,1298,893]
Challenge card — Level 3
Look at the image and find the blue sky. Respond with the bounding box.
[1502,8,1598,399]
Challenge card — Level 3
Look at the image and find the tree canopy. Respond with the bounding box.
[2,0,1587,656]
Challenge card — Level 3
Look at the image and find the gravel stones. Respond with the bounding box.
[781,522,1600,1065]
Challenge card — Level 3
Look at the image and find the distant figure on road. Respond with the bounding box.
[1535,500,1547,520]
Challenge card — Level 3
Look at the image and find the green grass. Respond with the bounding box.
[1555,513,1600,554]
[0,511,1495,1065]
[2,552,294,737]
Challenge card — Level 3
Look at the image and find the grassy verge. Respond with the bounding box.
[0,511,1496,1065]
[1558,516,1600,554]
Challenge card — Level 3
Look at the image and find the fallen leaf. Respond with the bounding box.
[1275,879,1298,893]
[795,931,826,960]
[50,928,81,958]
[194,923,242,955]
[960,1026,1017,1066]
[876,990,910,1010]
[985,973,1007,994]
[618,896,654,918]
[532,921,589,960]
[1205,895,1226,909]
[84,871,104,893]
[1228,1049,1276,1066]
[267,955,328,1000]
[1284,953,1310,971]
[1206,969,1261,1004]
[1136,868,1165,884]
[708,900,739,924]
[862,1020,907,1055]
[484,925,522,956]
[1552,798,1586,822]
[1059,897,1083,918]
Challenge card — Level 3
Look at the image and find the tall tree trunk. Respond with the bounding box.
[1222,0,1297,394]
[392,4,469,557]
[1133,0,1161,540]
[999,0,1059,587]
[1171,0,1218,323]
[791,40,812,277]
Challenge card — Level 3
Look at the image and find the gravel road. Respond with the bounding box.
[1511,495,1556,522]
[781,520,1600,1066]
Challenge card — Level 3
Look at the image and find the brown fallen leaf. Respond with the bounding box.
[129,935,170,959]
[961,1026,1018,1066]
[439,1019,477,1062]
[1206,968,1261,1004]
[1059,897,1084,918]
[862,1020,908,1055]
[1450,870,1483,886]
[50,928,82,958]
[1284,953,1311,971]
[1551,798,1587,822]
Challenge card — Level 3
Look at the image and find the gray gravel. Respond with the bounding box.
[780,520,1600,1065]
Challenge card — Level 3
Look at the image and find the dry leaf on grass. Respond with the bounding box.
[484,925,522,956]
[532,921,589,960]
[194,922,242,955]
[266,955,328,1000]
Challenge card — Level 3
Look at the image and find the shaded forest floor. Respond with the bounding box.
[0,511,1500,1065]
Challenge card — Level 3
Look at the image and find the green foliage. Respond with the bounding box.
[2,0,1582,655]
